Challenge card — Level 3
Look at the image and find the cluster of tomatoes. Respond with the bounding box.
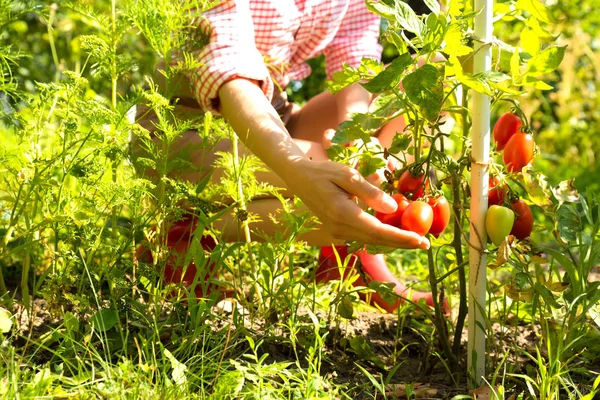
[375,169,450,238]
[493,112,535,173]
[485,112,535,246]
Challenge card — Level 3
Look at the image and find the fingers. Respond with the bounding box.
[328,196,430,249]
[330,163,397,214]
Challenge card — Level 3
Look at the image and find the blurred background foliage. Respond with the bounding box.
[1,0,599,190]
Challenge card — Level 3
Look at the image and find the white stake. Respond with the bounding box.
[469,0,493,387]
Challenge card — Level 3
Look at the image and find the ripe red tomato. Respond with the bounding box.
[485,205,515,246]
[398,169,427,200]
[488,175,507,206]
[375,193,410,228]
[510,200,533,240]
[503,132,535,173]
[493,113,522,151]
[401,201,434,236]
[427,196,450,238]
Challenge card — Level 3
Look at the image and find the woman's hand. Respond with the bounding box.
[284,157,430,250]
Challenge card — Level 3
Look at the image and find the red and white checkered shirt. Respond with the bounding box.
[183,0,382,113]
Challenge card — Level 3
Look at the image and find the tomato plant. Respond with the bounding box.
[485,205,515,246]
[510,200,533,240]
[397,169,427,200]
[401,201,433,236]
[428,196,450,238]
[488,175,507,206]
[376,193,410,228]
[503,132,535,173]
[493,113,522,151]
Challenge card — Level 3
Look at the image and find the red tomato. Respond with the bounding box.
[488,175,507,206]
[427,196,450,238]
[401,201,434,236]
[510,200,533,240]
[493,113,522,151]
[375,193,410,228]
[503,133,535,173]
[398,169,427,200]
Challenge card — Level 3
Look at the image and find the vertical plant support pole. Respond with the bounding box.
[469,0,493,387]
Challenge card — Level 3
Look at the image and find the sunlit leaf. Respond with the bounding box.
[395,1,423,38]
[164,348,188,385]
[0,308,12,333]
[423,0,440,14]
[520,27,540,56]
[545,280,569,293]
[522,76,554,90]
[521,168,553,208]
[366,0,395,20]
[444,23,473,58]
[526,45,566,76]
[515,0,552,24]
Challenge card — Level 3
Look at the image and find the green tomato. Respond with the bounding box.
[485,205,515,246]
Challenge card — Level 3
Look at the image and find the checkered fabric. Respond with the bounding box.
[181,0,382,113]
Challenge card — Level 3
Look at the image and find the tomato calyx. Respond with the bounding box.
[396,165,428,200]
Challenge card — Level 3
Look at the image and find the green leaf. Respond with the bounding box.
[362,52,412,94]
[64,312,80,333]
[526,45,566,76]
[349,336,385,368]
[389,132,412,154]
[332,114,379,145]
[369,92,403,118]
[543,247,580,292]
[195,171,212,195]
[366,0,395,20]
[0,308,12,333]
[90,308,119,332]
[358,153,386,178]
[387,31,408,55]
[457,72,493,96]
[395,1,423,38]
[556,205,581,243]
[522,76,554,90]
[329,65,362,94]
[423,0,441,14]
[338,297,354,319]
[515,0,552,24]
[369,281,398,304]
[534,283,561,309]
[402,64,443,122]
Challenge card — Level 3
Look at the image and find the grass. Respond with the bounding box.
[1,0,600,399]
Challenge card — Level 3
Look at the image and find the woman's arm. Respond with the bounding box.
[218,78,430,250]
